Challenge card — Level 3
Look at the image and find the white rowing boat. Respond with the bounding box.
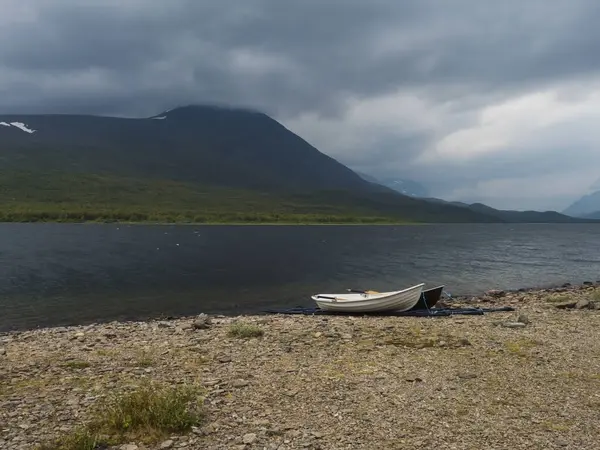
[311,283,425,313]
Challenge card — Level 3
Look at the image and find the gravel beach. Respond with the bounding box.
[1,284,600,450]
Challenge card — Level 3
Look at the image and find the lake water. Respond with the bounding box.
[1,223,599,331]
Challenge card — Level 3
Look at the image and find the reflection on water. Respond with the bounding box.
[1,223,599,331]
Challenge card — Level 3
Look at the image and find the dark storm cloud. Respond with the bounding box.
[2,0,600,117]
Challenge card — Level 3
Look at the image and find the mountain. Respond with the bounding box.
[466,203,590,223]
[583,211,600,220]
[355,172,429,197]
[0,104,595,224]
[378,178,429,197]
[563,190,600,218]
[419,197,590,223]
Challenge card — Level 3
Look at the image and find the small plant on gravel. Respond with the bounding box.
[62,360,91,370]
[228,322,264,338]
[504,339,538,357]
[99,381,203,440]
[132,349,154,367]
[37,381,204,449]
[545,294,575,303]
[36,427,102,450]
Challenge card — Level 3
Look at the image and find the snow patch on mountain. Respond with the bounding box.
[10,122,36,133]
[0,121,36,133]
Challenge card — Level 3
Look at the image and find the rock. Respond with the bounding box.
[583,281,593,286]
[486,289,505,298]
[502,322,527,329]
[192,313,212,330]
[562,283,571,288]
[341,334,353,340]
[120,445,139,450]
[218,355,232,363]
[405,376,423,382]
[554,302,577,310]
[575,299,590,309]
[0,348,5,356]
[458,373,478,379]
[314,332,323,338]
[232,379,249,388]
[517,314,530,324]
[243,433,258,444]
[160,440,174,449]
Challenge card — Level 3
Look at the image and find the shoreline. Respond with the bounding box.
[1,283,599,449]
[1,281,598,336]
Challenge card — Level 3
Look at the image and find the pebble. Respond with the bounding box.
[192,313,212,330]
[458,373,478,380]
[0,348,6,356]
[517,314,530,324]
[575,299,590,309]
[405,376,423,383]
[242,433,257,444]
[120,445,139,450]
[502,322,527,329]
[160,440,174,449]
[486,289,506,298]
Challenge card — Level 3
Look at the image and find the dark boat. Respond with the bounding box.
[411,285,445,310]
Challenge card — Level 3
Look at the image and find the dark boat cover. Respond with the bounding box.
[263,306,515,317]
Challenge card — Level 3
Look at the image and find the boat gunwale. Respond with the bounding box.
[311,283,425,304]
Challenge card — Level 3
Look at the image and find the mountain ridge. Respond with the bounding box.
[563,189,600,218]
[0,104,595,224]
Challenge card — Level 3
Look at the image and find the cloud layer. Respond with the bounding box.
[2,0,600,210]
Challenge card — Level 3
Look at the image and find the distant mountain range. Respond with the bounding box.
[0,104,595,224]
[563,188,600,219]
[356,172,429,197]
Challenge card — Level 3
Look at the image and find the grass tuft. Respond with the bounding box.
[62,360,91,370]
[545,294,576,304]
[36,428,102,450]
[504,339,539,357]
[38,381,204,449]
[228,322,264,339]
[101,382,202,439]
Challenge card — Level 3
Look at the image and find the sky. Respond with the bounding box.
[2,0,600,211]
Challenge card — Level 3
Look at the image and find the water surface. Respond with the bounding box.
[1,223,599,331]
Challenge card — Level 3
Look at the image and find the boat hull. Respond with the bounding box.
[312,283,424,313]
[411,285,445,310]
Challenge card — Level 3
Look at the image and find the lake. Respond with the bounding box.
[1,223,599,331]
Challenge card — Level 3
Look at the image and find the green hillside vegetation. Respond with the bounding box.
[0,171,413,224]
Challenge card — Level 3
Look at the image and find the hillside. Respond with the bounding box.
[466,203,592,223]
[421,198,593,223]
[584,211,600,219]
[0,105,594,224]
[563,190,600,218]
[356,172,429,197]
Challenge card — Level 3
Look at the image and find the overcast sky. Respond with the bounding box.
[2,0,600,211]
